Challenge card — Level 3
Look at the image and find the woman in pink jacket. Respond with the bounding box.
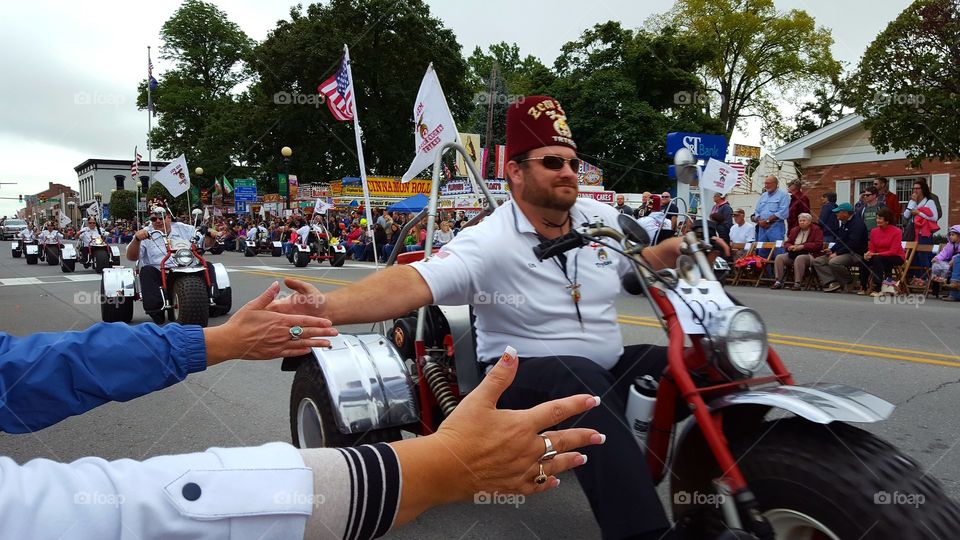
[864,207,906,296]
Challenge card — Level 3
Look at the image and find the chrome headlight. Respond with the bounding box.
[706,306,768,378]
[174,248,195,267]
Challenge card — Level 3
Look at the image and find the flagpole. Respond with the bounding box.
[343,44,379,267]
[147,46,153,203]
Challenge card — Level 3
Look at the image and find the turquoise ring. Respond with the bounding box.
[289,326,304,341]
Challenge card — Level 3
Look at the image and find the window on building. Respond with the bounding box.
[893,176,929,209]
[855,179,873,197]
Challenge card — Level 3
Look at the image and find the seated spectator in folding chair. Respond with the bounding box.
[931,225,960,298]
[818,192,839,243]
[771,213,823,290]
[813,202,868,293]
[728,208,755,259]
[945,254,960,303]
[863,208,906,297]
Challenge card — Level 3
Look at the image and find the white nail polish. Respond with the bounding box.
[592,396,601,407]
[580,454,588,465]
[598,434,607,444]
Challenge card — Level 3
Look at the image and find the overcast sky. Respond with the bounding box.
[0,0,912,216]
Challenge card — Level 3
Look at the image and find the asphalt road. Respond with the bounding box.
[2,245,960,539]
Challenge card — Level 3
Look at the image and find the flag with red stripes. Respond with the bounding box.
[131,147,142,182]
[317,55,354,122]
[727,162,746,186]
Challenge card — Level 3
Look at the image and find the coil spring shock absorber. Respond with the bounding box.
[423,361,458,417]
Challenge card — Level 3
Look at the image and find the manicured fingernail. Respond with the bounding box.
[585,396,601,408]
[499,346,517,366]
[590,434,606,445]
[578,453,588,465]
[552,478,560,488]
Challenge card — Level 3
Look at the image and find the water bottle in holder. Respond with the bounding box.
[625,374,659,451]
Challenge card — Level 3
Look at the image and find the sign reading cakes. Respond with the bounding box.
[525,98,576,149]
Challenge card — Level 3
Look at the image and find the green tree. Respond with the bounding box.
[108,190,138,221]
[763,75,848,147]
[247,0,472,184]
[846,0,960,164]
[663,0,841,139]
[546,22,722,192]
[136,0,255,186]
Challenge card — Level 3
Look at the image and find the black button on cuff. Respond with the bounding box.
[182,482,202,501]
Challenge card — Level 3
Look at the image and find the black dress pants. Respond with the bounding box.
[138,265,165,316]
[497,345,673,540]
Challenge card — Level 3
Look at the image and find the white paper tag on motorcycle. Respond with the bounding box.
[663,280,735,335]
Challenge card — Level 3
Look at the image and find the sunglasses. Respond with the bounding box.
[519,155,580,172]
[149,216,162,222]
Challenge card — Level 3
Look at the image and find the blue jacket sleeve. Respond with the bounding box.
[0,323,207,434]
[775,192,790,221]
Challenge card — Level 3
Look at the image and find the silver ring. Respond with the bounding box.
[289,326,303,341]
[539,434,558,462]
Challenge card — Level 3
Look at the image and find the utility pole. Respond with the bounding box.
[482,61,498,181]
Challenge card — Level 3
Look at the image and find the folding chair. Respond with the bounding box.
[802,242,833,291]
[753,241,782,287]
[891,241,917,293]
[903,243,935,295]
[724,243,746,285]
[730,242,755,286]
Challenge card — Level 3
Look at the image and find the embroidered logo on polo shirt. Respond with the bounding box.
[595,248,612,268]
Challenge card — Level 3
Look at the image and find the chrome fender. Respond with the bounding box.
[10,242,19,252]
[210,262,230,289]
[168,267,206,274]
[25,244,39,255]
[436,305,481,394]
[272,241,282,248]
[708,382,894,424]
[331,244,346,253]
[101,267,137,298]
[302,334,419,434]
[295,244,311,252]
[61,243,77,260]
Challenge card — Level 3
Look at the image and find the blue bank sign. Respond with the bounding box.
[666,132,728,161]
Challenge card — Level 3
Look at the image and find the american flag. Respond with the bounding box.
[131,147,142,181]
[147,50,158,116]
[317,55,354,122]
[727,162,746,186]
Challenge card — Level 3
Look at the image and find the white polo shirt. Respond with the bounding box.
[411,198,633,369]
[139,222,196,268]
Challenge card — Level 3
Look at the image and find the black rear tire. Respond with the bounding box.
[171,275,210,327]
[272,246,282,257]
[92,249,110,274]
[25,252,38,265]
[290,359,401,448]
[671,418,960,539]
[209,284,232,317]
[294,251,310,267]
[61,259,75,273]
[100,283,134,323]
[12,249,20,258]
[244,245,256,257]
[45,246,59,265]
[331,251,346,267]
[210,244,224,255]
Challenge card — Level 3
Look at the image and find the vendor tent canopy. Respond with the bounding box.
[387,193,429,213]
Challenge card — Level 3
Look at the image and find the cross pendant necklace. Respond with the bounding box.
[567,282,582,304]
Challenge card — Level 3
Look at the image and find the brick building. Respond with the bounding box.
[774,114,957,231]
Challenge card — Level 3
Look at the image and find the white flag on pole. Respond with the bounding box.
[154,154,191,197]
[400,64,459,183]
[58,209,71,228]
[86,201,100,218]
[203,206,209,222]
[314,198,333,215]
[700,158,738,196]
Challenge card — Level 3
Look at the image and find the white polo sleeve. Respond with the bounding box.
[0,442,312,540]
[409,226,486,306]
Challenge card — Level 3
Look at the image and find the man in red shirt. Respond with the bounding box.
[786,180,811,232]
[874,177,901,225]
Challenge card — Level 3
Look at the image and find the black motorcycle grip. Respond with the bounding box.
[533,231,585,261]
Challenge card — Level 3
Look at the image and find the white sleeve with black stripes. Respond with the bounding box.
[299,443,401,540]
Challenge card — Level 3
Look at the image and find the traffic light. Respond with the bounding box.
[18,194,22,202]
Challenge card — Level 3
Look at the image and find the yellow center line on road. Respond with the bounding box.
[617,315,960,369]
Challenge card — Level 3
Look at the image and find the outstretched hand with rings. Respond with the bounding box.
[419,349,606,500]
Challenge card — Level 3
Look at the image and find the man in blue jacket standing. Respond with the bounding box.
[751,175,789,257]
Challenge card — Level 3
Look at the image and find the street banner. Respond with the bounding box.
[495,144,506,179]
[456,132,482,178]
